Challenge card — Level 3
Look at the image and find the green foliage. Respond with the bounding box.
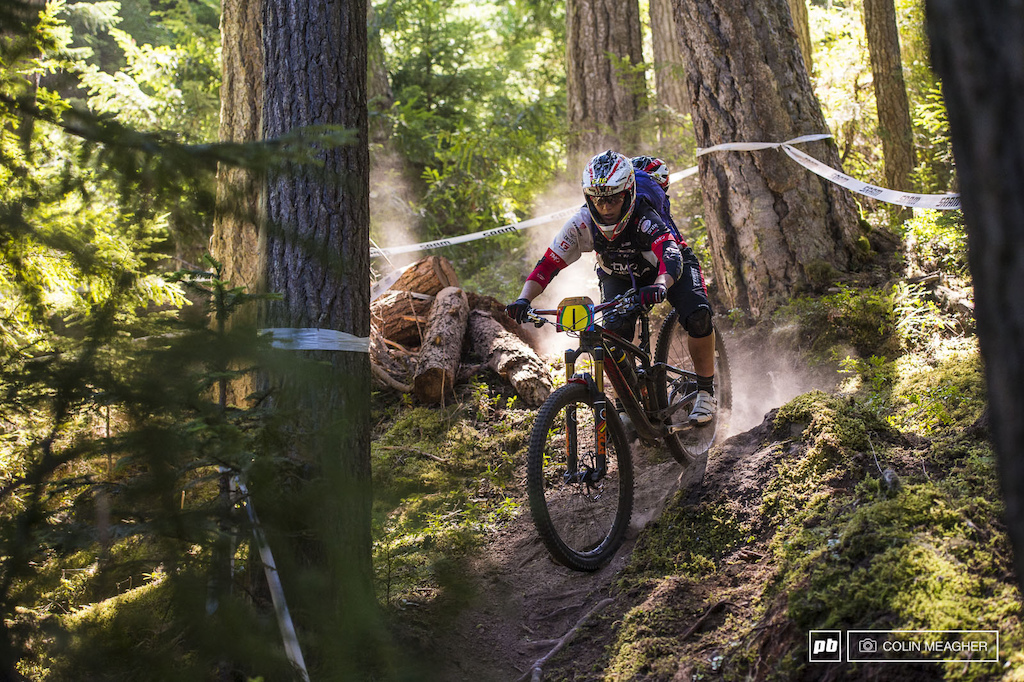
[373,0,567,295]
[370,379,532,607]
[903,209,968,275]
[773,285,902,359]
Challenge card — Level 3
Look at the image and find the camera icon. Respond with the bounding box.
[859,638,878,654]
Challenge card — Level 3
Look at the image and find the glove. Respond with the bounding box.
[639,283,667,306]
[505,297,531,324]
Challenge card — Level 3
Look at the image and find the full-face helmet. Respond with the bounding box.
[631,155,670,190]
[582,150,636,240]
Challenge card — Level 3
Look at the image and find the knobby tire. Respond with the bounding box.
[526,382,634,571]
[654,310,733,462]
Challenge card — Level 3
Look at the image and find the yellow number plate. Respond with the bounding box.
[557,297,595,332]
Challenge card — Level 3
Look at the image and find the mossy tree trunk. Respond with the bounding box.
[927,0,1024,600]
[671,0,863,316]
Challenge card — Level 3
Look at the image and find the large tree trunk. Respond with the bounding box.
[256,0,381,673]
[651,0,689,119]
[672,0,863,316]
[566,0,646,169]
[788,0,813,75]
[864,0,916,195]
[926,0,1024,600]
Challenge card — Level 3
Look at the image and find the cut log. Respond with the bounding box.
[413,287,470,404]
[465,310,552,407]
[371,289,435,347]
[393,255,459,296]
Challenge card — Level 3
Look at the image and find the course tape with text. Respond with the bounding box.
[697,134,961,210]
[369,135,960,300]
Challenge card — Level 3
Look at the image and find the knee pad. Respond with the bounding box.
[684,306,713,338]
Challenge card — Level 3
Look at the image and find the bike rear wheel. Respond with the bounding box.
[526,382,634,571]
[654,310,732,461]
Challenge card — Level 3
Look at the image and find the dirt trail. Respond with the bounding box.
[421,327,836,680]
[426,448,689,681]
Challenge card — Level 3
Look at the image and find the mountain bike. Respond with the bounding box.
[523,291,731,571]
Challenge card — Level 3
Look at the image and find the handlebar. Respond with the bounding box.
[525,290,643,329]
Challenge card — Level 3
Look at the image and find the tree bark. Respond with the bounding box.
[413,287,470,404]
[210,0,264,406]
[566,0,647,169]
[788,0,813,75]
[465,311,553,407]
[257,0,382,671]
[371,290,434,348]
[864,0,916,195]
[926,0,1024,601]
[672,0,863,316]
[650,0,689,118]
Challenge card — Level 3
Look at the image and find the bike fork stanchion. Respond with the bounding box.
[564,349,578,478]
[593,347,608,477]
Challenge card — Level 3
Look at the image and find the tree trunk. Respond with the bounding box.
[371,290,434,348]
[926,0,1024,601]
[210,0,264,406]
[650,0,689,119]
[413,287,470,404]
[864,0,915,195]
[367,1,393,145]
[672,0,863,316]
[257,0,382,672]
[465,311,553,407]
[566,0,647,169]
[788,0,813,75]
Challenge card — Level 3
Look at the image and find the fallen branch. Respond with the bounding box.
[371,362,412,393]
[518,597,614,682]
[679,599,738,642]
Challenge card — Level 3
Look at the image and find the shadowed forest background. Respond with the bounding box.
[1,0,1023,680]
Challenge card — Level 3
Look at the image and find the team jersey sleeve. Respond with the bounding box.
[526,209,590,290]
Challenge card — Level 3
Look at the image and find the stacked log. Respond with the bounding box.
[371,256,551,406]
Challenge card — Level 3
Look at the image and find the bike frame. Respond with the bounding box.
[531,294,700,458]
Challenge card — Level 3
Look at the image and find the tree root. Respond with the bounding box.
[517,597,614,682]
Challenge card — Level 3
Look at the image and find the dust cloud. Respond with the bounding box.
[721,324,841,435]
[369,149,424,274]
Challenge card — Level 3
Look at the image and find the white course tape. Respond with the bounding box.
[369,164,700,260]
[697,133,961,210]
[260,328,370,352]
[780,144,962,210]
[370,206,579,258]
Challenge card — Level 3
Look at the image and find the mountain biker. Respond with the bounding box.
[631,155,683,242]
[504,150,717,425]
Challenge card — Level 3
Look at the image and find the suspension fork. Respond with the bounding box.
[564,347,608,482]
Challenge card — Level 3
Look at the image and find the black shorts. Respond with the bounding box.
[597,246,711,341]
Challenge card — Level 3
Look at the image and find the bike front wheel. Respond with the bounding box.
[526,382,634,571]
[654,310,733,462]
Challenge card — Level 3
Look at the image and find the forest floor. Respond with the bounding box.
[379,308,1024,682]
[385,324,848,681]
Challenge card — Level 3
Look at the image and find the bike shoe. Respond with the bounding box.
[689,390,717,425]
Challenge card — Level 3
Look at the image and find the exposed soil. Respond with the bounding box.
[399,326,836,681]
